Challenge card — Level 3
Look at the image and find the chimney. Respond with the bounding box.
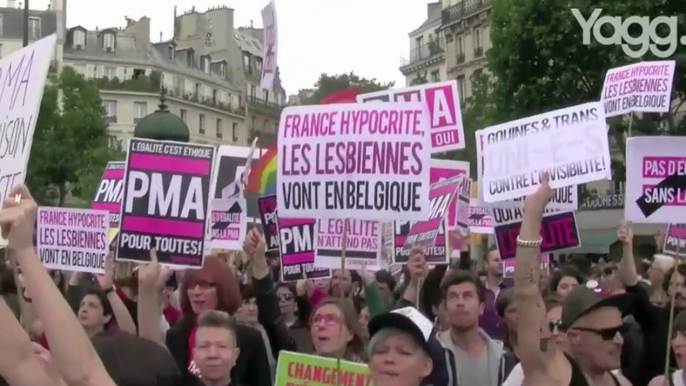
[250,19,253,28]
[159,31,163,42]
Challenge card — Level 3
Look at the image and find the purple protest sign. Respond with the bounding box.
[502,254,550,278]
[664,224,686,256]
[468,199,494,234]
[601,60,675,118]
[494,211,580,260]
[357,81,465,152]
[92,161,125,229]
[208,197,246,250]
[117,138,215,268]
[393,219,447,264]
[401,176,462,259]
[277,217,331,282]
[258,195,280,253]
[430,159,469,229]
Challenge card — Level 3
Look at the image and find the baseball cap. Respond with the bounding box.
[368,307,433,354]
[560,284,634,329]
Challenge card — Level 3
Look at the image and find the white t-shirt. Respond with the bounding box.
[503,363,622,386]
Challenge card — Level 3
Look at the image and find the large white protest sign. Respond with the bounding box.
[481,102,611,203]
[277,103,431,221]
[625,136,686,223]
[602,60,675,118]
[476,130,578,210]
[314,219,381,271]
[0,35,57,246]
[260,1,278,91]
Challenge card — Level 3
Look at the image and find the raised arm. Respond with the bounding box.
[97,254,136,335]
[514,175,554,374]
[136,249,165,346]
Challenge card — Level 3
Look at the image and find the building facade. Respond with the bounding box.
[399,2,446,86]
[173,6,287,146]
[438,0,491,103]
[62,17,247,148]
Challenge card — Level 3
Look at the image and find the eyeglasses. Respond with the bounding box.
[311,313,342,327]
[572,323,629,341]
[277,293,294,301]
[548,319,563,332]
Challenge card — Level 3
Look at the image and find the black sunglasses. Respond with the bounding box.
[277,293,294,301]
[548,319,563,332]
[573,323,629,340]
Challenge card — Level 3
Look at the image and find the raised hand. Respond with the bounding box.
[96,253,115,290]
[617,221,633,245]
[524,172,555,213]
[138,249,161,290]
[0,184,37,251]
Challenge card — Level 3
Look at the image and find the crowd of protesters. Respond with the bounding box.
[0,176,684,386]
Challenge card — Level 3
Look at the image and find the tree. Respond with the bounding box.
[305,72,394,104]
[467,0,686,181]
[410,71,429,86]
[26,66,124,206]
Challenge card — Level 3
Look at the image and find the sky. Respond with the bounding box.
[27,0,428,94]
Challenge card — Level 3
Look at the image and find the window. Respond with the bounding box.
[133,69,145,79]
[212,89,218,104]
[73,30,85,48]
[108,135,121,149]
[216,118,223,138]
[243,54,250,72]
[220,63,226,78]
[457,35,464,55]
[104,66,116,79]
[250,85,256,99]
[29,17,40,39]
[133,102,147,123]
[180,109,187,122]
[0,15,4,37]
[264,90,269,103]
[92,65,99,78]
[187,52,194,67]
[415,36,423,48]
[255,58,262,73]
[202,57,210,73]
[103,100,117,123]
[431,71,440,82]
[474,28,482,57]
[103,33,115,51]
[232,122,238,141]
[168,45,175,60]
[194,83,200,98]
[199,114,205,134]
[456,75,466,103]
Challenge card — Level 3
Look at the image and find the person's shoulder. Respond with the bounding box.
[234,324,264,343]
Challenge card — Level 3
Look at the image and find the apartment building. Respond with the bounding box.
[399,2,447,86]
[173,6,287,146]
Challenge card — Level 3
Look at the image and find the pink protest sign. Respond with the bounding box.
[468,199,494,234]
[494,211,580,260]
[503,254,550,278]
[277,217,331,282]
[209,196,246,250]
[430,159,469,229]
[92,161,125,229]
[664,224,686,257]
[258,195,280,252]
[626,137,686,223]
[357,81,465,153]
[601,60,675,118]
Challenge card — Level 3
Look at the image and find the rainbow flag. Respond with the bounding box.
[247,145,278,195]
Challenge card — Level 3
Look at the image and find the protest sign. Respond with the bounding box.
[118,139,215,268]
[92,161,126,229]
[476,130,578,210]
[211,144,263,220]
[260,1,278,90]
[626,137,686,223]
[430,159,470,229]
[402,176,462,251]
[278,217,330,282]
[455,178,471,235]
[468,199,494,234]
[0,35,57,247]
[258,195,280,253]
[664,224,686,257]
[277,103,431,221]
[314,219,381,270]
[481,102,610,203]
[393,219,447,264]
[503,254,550,278]
[275,351,371,386]
[37,207,109,274]
[357,80,465,152]
[602,60,675,118]
[493,208,580,259]
[209,196,246,250]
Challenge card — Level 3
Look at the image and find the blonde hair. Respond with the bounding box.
[653,254,676,272]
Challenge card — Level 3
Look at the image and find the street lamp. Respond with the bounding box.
[23,0,29,47]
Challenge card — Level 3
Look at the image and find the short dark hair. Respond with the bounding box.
[548,266,584,294]
[441,270,485,303]
[495,288,515,317]
[673,309,686,336]
[197,310,237,343]
[662,264,686,294]
[82,288,113,317]
[375,270,396,292]
[543,294,563,312]
[239,283,256,302]
[484,245,499,263]
[93,332,182,386]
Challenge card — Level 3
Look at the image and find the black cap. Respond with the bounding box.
[561,285,634,329]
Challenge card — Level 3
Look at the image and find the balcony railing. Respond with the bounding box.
[474,46,484,58]
[442,0,493,25]
[404,38,445,67]
[456,53,465,64]
[248,95,284,117]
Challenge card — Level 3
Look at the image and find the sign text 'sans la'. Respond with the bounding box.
[118,139,214,267]
[277,103,430,221]
[482,102,609,203]
[602,61,674,117]
[356,81,465,152]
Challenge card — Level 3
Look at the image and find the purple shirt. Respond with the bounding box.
[480,278,512,341]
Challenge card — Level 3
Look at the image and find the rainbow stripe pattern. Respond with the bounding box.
[247,145,278,195]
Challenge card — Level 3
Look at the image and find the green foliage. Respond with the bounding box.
[410,71,429,86]
[462,0,686,181]
[26,66,122,206]
[94,70,161,93]
[305,72,394,104]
